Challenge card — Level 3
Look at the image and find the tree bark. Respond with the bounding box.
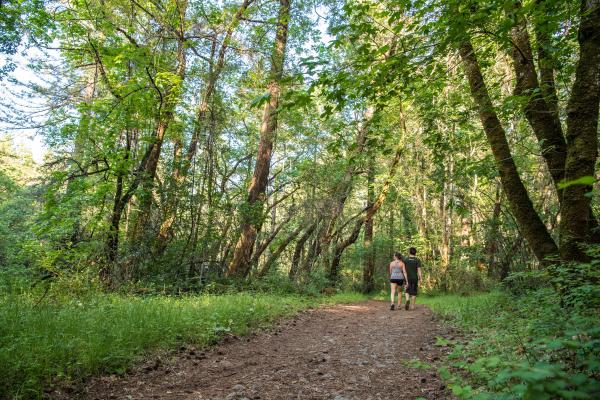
[302,107,374,272]
[458,39,558,263]
[532,0,559,116]
[103,2,188,277]
[131,2,188,242]
[559,0,600,261]
[227,0,291,278]
[508,3,567,193]
[485,183,502,276]
[249,211,293,268]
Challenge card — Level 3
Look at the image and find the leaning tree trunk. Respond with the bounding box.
[258,224,304,277]
[508,0,599,260]
[507,4,566,194]
[249,211,293,268]
[103,3,188,278]
[302,107,373,273]
[227,0,291,278]
[458,39,558,264]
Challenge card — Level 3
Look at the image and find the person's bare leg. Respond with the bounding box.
[397,285,403,308]
[411,295,416,310]
[390,283,397,308]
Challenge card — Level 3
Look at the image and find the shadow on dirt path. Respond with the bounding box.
[77,300,455,399]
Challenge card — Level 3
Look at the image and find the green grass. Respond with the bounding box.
[420,291,508,328]
[0,291,367,399]
[420,290,600,399]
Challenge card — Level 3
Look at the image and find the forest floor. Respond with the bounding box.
[70,300,456,400]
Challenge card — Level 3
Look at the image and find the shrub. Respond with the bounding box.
[424,289,600,399]
[502,269,551,295]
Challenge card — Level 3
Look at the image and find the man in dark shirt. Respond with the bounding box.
[404,247,422,310]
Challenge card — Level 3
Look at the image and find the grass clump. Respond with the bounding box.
[422,290,600,399]
[0,291,367,398]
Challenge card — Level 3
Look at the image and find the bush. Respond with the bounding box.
[548,256,600,308]
[423,289,600,399]
[502,269,551,295]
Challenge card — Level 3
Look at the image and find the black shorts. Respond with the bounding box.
[390,279,405,285]
[407,280,418,295]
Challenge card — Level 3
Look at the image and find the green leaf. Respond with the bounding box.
[558,176,595,189]
[250,92,271,109]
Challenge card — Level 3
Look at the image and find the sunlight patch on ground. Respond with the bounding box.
[324,304,370,313]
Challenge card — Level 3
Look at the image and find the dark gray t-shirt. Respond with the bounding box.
[404,256,421,281]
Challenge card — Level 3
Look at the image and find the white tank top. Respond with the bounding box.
[390,261,404,279]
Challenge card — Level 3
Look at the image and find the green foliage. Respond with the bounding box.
[548,255,600,309]
[557,176,596,190]
[0,0,52,76]
[502,270,552,295]
[404,358,432,370]
[423,289,600,399]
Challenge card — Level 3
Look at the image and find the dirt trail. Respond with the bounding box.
[80,301,455,400]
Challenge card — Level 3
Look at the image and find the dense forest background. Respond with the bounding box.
[2,0,596,293]
[0,0,599,398]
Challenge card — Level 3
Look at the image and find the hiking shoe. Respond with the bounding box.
[405,300,410,310]
[390,304,395,311]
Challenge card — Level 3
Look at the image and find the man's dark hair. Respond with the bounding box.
[409,247,417,255]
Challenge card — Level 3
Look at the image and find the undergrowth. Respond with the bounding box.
[0,291,366,399]
[422,289,600,399]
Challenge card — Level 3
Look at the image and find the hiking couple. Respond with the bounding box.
[389,247,422,311]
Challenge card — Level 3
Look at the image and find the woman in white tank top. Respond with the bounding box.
[389,252,407,310]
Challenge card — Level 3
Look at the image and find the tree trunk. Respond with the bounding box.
[458,39,558,263]
[227,0,291,278]
[508,3,567,194]
[559,0,600,261]
[485,183,502,276]
[439,166,450,270]
[362,158,376,293]
[249,211,293,269]
[103,2,188,277]
[302,107,374,272]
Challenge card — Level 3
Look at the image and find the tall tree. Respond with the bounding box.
[458,39,559,263]
[227,0,291,278]
[559,0,600,261]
